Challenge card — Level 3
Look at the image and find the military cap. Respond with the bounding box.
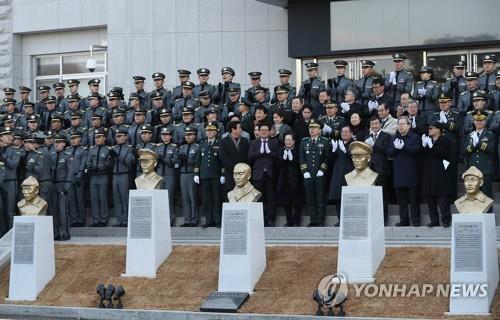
[2,114,14,123]
[325,100,339,108]
[13,129,24,139]
[349,141,373,155]
[91,112,103,119]
[182,106,194,114]
[204,106,218,115]
[3,87,15,94]
[52,83,65,89]
[472,90,487,100]
[248,71,262,79]
[94,127,107,136]
[160,126,173,135]
[88,79,100,86]
[70,110,83,119]
[462,166,483,180]
[334,60,348,67]
[419,66,433,73]
[177,69,191,76]
[107,91,120,99]
[221,67,235,76]
[438,93,452,102]
[308,118,323,129]
[27,114,39,122]
[304,62,319,70]
[70,129,84,138]
[152,72,166,80]
[134,107,146,115]
[68,94,81,102]
[129,92,141,100]
[254,85,267,93]
[34,131,47,140]
[239,99,252,107]
[115,125,129,135]
[23,101,34,108]
[138,148,157,160]
[19,86,32,93]
[274,85,289,94]
[159,107,171,116]
[392,53,407,61]
[38,86,51,92]
[67,79,80,86]
[88,92,101,100]
[53,134,67,143]
[496,70,500,78]
[473,110,488,121]
[45,95,57,103]
[22,176,39,187]
[481,54,497,63]
[24,133,36,142]
[184,126,197,134]
[182,81,195,89]
[205,121,218,131]
[151,91,164,100]
[140,124,153,133]
[278,69,292,76]
[111,108,126,116]
[197,68,210,76]
[452,60,466,68]
[3,98,16,105]
[133,75,146,82]
[361,60,376,67]
[111,87,123,94]
[198,90,211,97]
[465,71,479,80]
[50,112,64,121]
[427,120,444,130]
[0,126,13,135]
[227,84,241,93]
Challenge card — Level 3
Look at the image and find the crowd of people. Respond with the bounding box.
[0,52,499,240]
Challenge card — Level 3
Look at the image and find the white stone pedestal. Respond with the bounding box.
[8,216,55,301]
[448,213,498,315]
[337,186,385,283]
[218,202,266,293]
[122,190,171,278]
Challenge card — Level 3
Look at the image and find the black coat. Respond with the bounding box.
[387,131,421,188]
[247,138,280,180]
[218,135,250,191]
[366,131,391,175]
[328,139,354,200]
[420,135,451,197]
[276,146,305,205]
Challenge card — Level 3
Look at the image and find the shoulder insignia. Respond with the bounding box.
[460,91,467,96]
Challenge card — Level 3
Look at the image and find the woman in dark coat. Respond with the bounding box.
[328,125,355,226]
[276,133,305,226]
[420,121,452,227]
[349,112,368,141]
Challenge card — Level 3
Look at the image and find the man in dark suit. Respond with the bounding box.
[367,78,394,117]
[218,121,250,198]
[247,122,280,226]
[404,100,428,136]
[363,115,391,224]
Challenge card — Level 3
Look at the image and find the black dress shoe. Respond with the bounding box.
[442,222,450,228]
[91,223,99,227]
[334,222,340,227]
[307,223,317,227]
[413,223,420,227]
[54,235,61,241]
[61,235,71,241]
[180,223,191,227]
[395,222,410,227]
[426,222,439,227]
[215,224,221,228]
[201,223,215,228]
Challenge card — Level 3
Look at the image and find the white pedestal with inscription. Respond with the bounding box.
[8,216,55,301]
[448,213,498,315]
[122,190,171,278]
[337,186,385,283]
[218,202,266,293]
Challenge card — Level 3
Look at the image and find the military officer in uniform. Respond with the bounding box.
[213,67,241,107]
[178,126,200,226]
[127,107,147,146]
[412,66,440,121]
[194,122,224,228]
[171,80,198,121]
[153,107,175,142]
[172,69,191,100]
[269,85,292,124]
[155,126,178,226]
[245,71,270,104]
[299,119,330,227]
[194,90,223,124]
[50,134,71,240]
[35,85,51,114]
[479,54,497,93]
[135,124,155,176]
[463,91,494,135]
[147,72,172,109]
[111,126,136,227]
[132,76,149,107]
[65,130,87,227]
[319,100,345,140]
[490,70,500,110]
[193,68,216,99]
[16,86,32,113]
[0,127,22,228]
[271,69,296,104]
[299,62,325,112]
[173,107,200,145]
[327,60,353,104]
[82,79,107,109]
[107,108,127,145]
[442,60,467,109]
[355,60,377,108]
[85,127,113,227]
[458,71,480,114]
[465,110,496,198]
[385,53,413,106]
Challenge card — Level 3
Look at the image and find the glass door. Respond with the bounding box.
[470,48,500,73]
[425,50,468,83]
[317,58,357,83]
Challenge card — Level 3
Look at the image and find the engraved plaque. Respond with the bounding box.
[341,193,369,240]
[454,222,483,272]
[130,196,153,239]
[223,210,247,255]
[13,223,35,265]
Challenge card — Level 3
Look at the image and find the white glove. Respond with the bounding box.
[331,139,338,152]
[364,136,374,146]
[471,132,480,146]
[427,137,433,149]
[265,142,271,154]
[340,102,350,113]
[228,112,234,118]
[368,100,378,111]
[303,172,311,179]
[287,149,293,160]
[283,150,288,160]
[220,176,225,184]
[338,140,346,153]
[421,134,427,147]
[322,124,332,134]
[193,175,200,184]
[389,71,397,85]
[418,88,427,96]
[393,138,404,150]
[439,111,447,124]
[316,170,324,177]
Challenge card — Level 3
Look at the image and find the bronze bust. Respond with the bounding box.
[17,176,48,216]
[345,141,378,186]
[455,166,493,213]
[227,163,262,202]
[135,149,164,190]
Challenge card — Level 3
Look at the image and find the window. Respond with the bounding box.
[34,51,107,98]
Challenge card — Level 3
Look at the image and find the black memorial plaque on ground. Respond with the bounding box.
[200,291,250,313]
